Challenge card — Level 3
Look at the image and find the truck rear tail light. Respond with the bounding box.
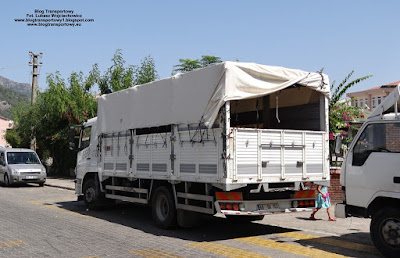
[219,202,244,211]
[295,200,315,208]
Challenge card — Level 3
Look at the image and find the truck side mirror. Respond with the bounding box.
[335,136,342,154]
[69,126,78,151]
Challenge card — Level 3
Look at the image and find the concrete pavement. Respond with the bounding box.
[44,177,75,190]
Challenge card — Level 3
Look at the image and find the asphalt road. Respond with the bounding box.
[0,183,383,258]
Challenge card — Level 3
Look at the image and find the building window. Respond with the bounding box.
[378,96,382,105]
[355,100,358,107]
[360,99,364,108]
[365,98,369,107]
[372,97,376,109]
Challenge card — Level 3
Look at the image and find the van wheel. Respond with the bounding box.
[152,186,177,229]
[83,178,102,209]
[370,207,400,258]
[4,174,10,186]
[38,182,45,187]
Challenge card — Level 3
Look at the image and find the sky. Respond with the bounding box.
[1,1,399,94]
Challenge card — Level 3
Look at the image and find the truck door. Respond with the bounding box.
[345,121,400,207]
[76,125,97,177]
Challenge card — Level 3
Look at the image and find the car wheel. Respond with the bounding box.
[38,182,45,187]
[4,173,10,187]
[152,186,177,229]
[370,207,400,258]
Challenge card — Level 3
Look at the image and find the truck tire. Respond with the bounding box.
[226,215,264,223]
[370,207,400,258]
[151,186,177,229]
[83,178,103,210]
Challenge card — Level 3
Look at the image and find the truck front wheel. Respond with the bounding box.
[83,178,102,209]
[370,207,400,258]
[151,186,177,229]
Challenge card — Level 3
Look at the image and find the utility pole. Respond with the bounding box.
[29,52,43,104]
[28,52,43,150]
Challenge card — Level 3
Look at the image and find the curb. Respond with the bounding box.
[44,183,75,191]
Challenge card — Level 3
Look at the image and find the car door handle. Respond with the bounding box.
[394,177,400,184]
[87,158,91,160]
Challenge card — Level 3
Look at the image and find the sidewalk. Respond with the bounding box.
[45,177,75,191]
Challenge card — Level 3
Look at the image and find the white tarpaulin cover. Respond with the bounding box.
[97,62,330,134]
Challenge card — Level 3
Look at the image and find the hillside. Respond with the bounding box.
[0,78,30,119]
[0,76,31,96]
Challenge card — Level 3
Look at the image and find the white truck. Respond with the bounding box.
[71,62,331,228]
[335,84,400,257]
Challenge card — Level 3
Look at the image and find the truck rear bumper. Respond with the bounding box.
[220,208,316,216]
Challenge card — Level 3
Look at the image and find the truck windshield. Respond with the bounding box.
[353,122,400,166]
[6,152,41,165]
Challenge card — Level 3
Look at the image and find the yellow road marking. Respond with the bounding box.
[236,237,348,258]
[0,240,26,248]
[129,249,183,257]
[28,200,92,218]
[186,242,269,258]
[278,232,380,255]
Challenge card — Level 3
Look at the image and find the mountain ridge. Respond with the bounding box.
[0,76,31,119]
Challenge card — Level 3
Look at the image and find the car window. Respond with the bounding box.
[6,152,41,165]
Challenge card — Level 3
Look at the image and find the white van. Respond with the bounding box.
[0,148,46,187]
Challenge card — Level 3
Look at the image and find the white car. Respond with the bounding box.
[0,148,46,187]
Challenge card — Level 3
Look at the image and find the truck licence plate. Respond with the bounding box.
[25,175,37,179]
[257,203,279,210]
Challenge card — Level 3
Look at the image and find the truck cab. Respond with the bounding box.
[336,84,400,258]
[74,117,98,196]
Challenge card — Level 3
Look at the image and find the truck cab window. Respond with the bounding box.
[80,126,92,150]
[353,123,400,166]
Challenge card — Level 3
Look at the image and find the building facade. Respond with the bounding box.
[0,116,13,147]
[346,81,399,111]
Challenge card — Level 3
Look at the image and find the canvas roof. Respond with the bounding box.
[97,61,330,133]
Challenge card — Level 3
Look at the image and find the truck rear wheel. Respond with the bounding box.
[370,207,400,258]
[152,186,177,229]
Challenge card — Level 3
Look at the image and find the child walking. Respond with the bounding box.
[310,185,336,221]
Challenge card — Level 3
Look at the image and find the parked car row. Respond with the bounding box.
[0,147,47,187]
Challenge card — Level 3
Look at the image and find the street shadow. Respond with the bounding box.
[53,200,382,257]
[0,183,43,188]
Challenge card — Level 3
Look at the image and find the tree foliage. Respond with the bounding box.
[6,72,97,173]
[97,50,159,94]
[328,71,372,163]
[172,55,222,74]
[6,50,159,175]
